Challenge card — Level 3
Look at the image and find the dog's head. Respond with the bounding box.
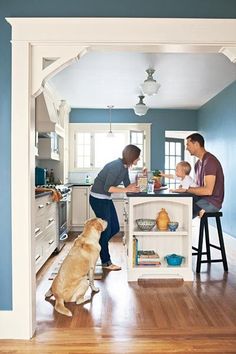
[84,217,107,233]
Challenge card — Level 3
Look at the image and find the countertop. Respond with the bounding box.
[67,183,93,187]
[35,191,52,198]
[127,190,193,198]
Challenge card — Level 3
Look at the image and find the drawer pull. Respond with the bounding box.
[35,227,40,234]
[48,218,54,223]
[48,240,54,245]
[38,204,44,209]
[35,254,41,261]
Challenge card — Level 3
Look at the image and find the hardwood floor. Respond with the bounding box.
[1,232,236,353]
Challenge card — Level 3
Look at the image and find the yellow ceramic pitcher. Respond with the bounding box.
[156,208,170,231]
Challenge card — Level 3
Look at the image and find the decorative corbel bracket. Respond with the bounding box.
[31,45,89,96]
[219,47,236,63]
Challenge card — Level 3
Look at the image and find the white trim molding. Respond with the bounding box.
[69,122,151,172]
[2,17,236,339]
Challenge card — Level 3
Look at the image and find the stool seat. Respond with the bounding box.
[192,212,228,273]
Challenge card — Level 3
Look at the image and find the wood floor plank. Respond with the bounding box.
[1,232,236,353]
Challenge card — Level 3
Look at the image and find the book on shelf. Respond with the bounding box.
[138,256,161,262]
[137,249,161,266]
[137,261,162,266]
[137,250,160,258]
[133,236,138,266]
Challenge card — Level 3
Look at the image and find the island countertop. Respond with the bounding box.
[127,189,193,198]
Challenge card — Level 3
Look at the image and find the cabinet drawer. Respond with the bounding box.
[43,228,57,259]
[35,194,57,273]
[45,214,57,233]
[35,213,45,238]
[45,199,57,217]
[35,242,43,272]
[35,198,46,218]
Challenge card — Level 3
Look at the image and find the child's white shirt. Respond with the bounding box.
[175,175,197,189]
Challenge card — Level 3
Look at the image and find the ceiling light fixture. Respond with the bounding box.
[141,68,161,96]
[107,105,114,137]
[133,95,148,116]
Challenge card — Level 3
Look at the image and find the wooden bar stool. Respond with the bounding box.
[192,212,228,273]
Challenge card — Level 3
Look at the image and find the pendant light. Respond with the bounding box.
[107,105,114,137]
[141,68,161,96]
[133,95,148,116]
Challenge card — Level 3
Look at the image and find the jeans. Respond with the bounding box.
[192,196,220,218]
[89,195,120,264]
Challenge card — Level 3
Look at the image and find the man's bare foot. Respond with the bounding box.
[199,209,206,218]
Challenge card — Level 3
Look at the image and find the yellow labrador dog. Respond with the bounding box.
[45,217,107,317]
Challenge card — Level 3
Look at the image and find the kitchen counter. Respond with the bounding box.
[35,191,52,198]
[66,183,93,187]
[125,193,193,281]
[127,189,193,198]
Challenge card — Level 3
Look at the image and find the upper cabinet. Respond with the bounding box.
[35,83,71,139]
[35,83,71,183]
[38,132,60,161]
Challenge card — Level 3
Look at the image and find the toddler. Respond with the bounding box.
[160,161,197,191]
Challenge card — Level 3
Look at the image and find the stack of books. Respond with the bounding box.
[137,250,161,266]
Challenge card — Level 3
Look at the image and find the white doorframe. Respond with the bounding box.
[1,17,236,339]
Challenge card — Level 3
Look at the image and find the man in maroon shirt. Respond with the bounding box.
[178,133,224,218]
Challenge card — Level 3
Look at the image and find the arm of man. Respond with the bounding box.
[176,175,216,195]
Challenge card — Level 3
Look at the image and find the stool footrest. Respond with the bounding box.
[192,251,207,256]
[209,243,221,251]
[201,259,224,264]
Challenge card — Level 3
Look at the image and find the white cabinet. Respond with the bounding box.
[72,187,88,227]
[36,86,65,138]
[38,133,60,160]
[113,198,125,231]
[35,194,58,273]
[60,100,71,184]
[71,186,95,230]
[126,196,193,281]
[67,191,72,231]
[71,187,125,231]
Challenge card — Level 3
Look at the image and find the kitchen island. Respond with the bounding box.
[125,190,193,281]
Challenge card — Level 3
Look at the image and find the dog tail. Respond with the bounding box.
[55,296,72,317]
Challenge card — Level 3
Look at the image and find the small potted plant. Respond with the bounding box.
[152,169,162,189]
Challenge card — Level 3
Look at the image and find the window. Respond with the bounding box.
[70,123,151,172]
[74,132,91,168]
[130,130,145,168]
[94,132,127,167]
[164,138,184,189]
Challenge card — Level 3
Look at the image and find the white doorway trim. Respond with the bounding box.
[2,17,236,339]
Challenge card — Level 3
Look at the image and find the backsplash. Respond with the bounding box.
[68,170,137,184]
[68,172,96,184]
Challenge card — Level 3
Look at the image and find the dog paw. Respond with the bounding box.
[45,289,53,298]
[76,295,91,305]
[90,285,100,293]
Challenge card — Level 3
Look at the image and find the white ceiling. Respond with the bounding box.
[49,52,236,110]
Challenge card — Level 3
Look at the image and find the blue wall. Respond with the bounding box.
[70,109,198,169]
[1,0,236,310]
[198,81,236,237]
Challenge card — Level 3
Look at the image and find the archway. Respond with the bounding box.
[2,17,236,339]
